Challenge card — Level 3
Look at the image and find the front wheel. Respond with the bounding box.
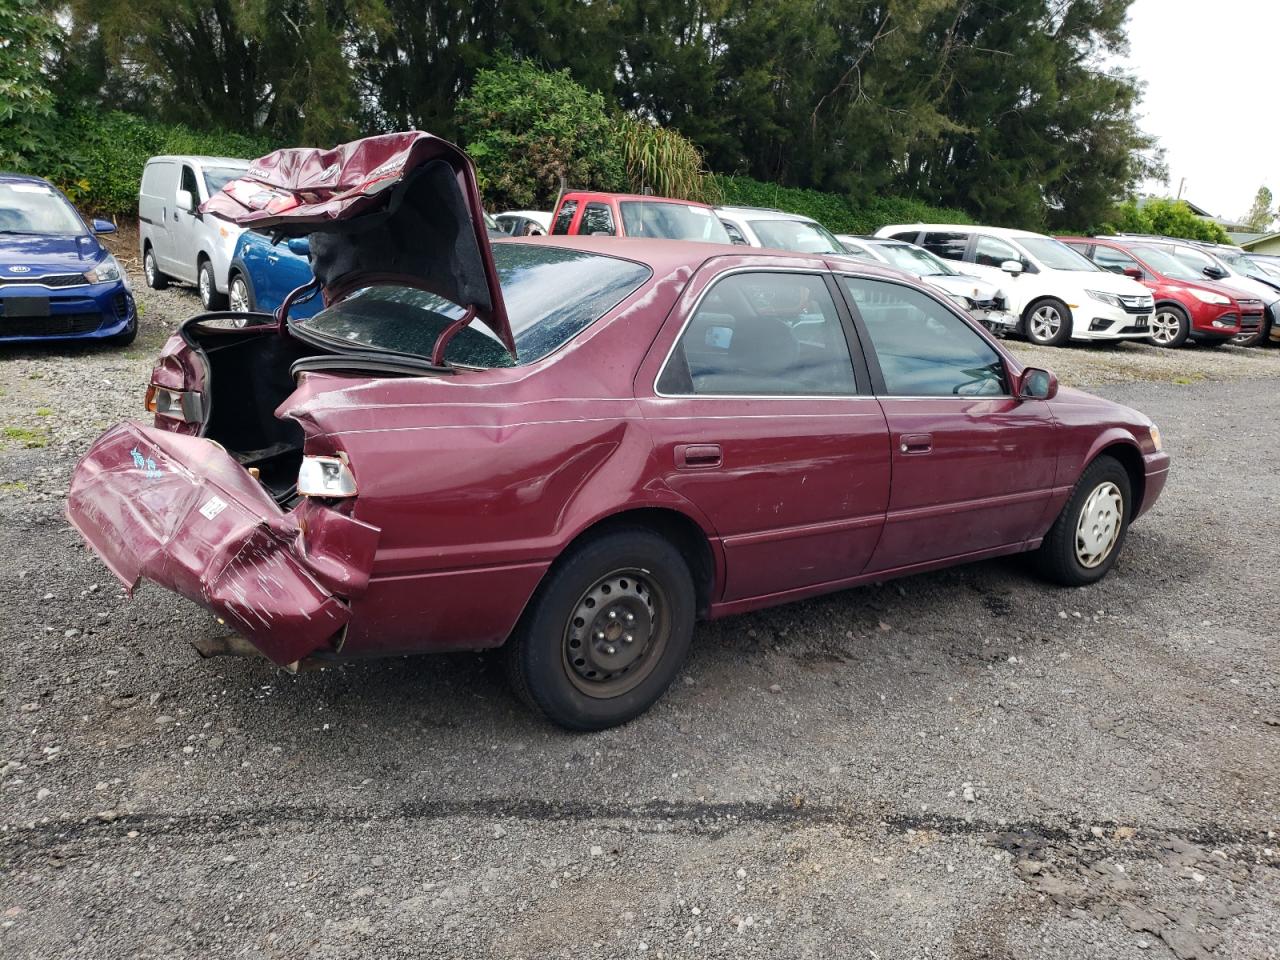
[1033,455,1131,586]
[228,272,253,312]
[505,528,696,731]
[1149,305,1190,348]
[1023,298,1073,347]
[198,260,228,310]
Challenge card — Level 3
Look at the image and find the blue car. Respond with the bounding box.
[0,173,136,345]
[227,230,321,318]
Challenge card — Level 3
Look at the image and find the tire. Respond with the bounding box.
[143,245,168,290]
[1023,297,1073,347]
[1033,455,1131,587]
[228,271,254,312]
[198,259,227,310]
[1149,304,1189,348]
[1233,309,1270,347]
[1197,337,1227,348]
[504,527,696,731]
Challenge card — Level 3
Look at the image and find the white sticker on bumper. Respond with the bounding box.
[199,495,228,520]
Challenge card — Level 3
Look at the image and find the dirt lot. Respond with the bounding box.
[2,270,1278,960]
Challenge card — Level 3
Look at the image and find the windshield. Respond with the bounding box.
[293,243,652,367]
[0,181,86,235]
[876,243,957,276]
[203,166,247,196]
[618,201,730,243]
[1250,257,1280,279]
[1216,249,1271,280]
[1017,236,1100,271]
[1129,245,1201,281]
[748,218,843,254]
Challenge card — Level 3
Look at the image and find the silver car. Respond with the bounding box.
[138,155,249,309]
[837,235,1017,335]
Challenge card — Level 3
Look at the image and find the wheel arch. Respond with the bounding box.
[228,260,255,306]
[1090,440,1146,517]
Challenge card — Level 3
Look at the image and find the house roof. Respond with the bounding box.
[1240,232,1280,251]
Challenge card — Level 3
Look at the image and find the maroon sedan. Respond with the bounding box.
[67,134,1169,730]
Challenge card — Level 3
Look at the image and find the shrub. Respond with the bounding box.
[619,119,718,203]
[1104,198,1230,244]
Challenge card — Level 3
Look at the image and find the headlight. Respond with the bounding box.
[1188,289,1230,305]
[1087,289,1122,307]
[1149,425,1163,452]
[297,455,358,498]
[84,254,121,284]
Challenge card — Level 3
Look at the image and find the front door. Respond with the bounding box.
[838,275,1058,572]
[166,164,202,281]
[638,267,891,602]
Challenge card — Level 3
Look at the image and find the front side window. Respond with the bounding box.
[1016,236,1099,272]
[922,231,969,261]
[657,272,856,396]
[1129,245,1201,281]
[552,200,578,235]
[720,219,748,245]
[1170,246,1221,275]
[973,235,1023,268]
[294,243,651,368]
[749,219,843,254]
[581,202,616,236]
[0,181,86,235]
[842,277,1006,397]
[618,201,731,243]
[180,165,200,201]
[1092,245,1142,276]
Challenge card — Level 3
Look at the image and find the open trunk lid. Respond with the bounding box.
[201,131,513,355]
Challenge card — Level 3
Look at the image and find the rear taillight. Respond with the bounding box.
[144,384,204,423]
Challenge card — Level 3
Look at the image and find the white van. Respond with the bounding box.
[875,223,1155,346]
[138,155,249,309]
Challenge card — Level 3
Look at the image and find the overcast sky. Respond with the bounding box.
[1123,0,1279,220]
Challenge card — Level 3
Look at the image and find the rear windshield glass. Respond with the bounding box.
[749,219,843,254]
[0,182,85,235]
[203,166,247,196]
[1017,236,1099,272]
[293,243,652,367]
[618,201,730,243]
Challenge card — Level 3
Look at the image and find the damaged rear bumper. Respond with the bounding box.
[66,421,378,666]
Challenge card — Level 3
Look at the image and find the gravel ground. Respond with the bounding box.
[2,276,1278,960]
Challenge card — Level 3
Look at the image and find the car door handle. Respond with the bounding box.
[899,433,932,455]
[675,443,722,469]
[266,254,279,264]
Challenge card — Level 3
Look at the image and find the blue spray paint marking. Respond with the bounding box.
[130,445,163,479]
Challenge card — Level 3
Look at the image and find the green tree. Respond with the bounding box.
[1106,198,1230,244]
[1242,186,1275,233]
[458,59,625,210]
[0,0,64,168]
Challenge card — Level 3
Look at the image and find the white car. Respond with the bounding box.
[494,210,552,236]
[715,206,846,254]
[875,223,1155,346]
[138,155,249,309]
[837,235,1017,335]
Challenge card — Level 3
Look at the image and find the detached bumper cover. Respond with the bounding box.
[66,421,378,665]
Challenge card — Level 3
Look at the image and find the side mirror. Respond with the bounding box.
[1018,366,1058,401]
[91,218,116,234]
[1203,265,1227,280]
[1123,267,1143,281]
[1000,259,1023,275]
[286,237,311,257]
[175,189,196,214]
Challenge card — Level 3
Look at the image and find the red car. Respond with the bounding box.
[550,190,731,243]
[1059,236,1250,347]
[66,133,1169,730]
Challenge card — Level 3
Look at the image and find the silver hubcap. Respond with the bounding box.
[1029,306,1062,342]
[229,278,249,312]
[1075,481,1124,568]
[1151,311,1182,345]
[199,268,211,304]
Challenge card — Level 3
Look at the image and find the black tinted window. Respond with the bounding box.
[180,165,199,198]
[922,231,969,261]
[842,277,1005,397]
[658,273,856,396]
[295,243,650,367]
[552,200,578,235]
[581,203,615,236]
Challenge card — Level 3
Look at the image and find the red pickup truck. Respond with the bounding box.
[550,191,731,243]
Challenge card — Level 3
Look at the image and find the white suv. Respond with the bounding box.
[715,206,845,254]
[875,223,1155,346]
[138,155,249,310]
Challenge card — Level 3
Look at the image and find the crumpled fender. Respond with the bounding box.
[66,421,379,665]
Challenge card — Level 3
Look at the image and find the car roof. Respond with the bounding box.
[560,191,716,209]
[715,205,818,224]
[882,222,1048,241]
[0,171,56,187]
[146,155,250,167]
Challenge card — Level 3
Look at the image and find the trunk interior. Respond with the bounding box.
[190,324,329,505]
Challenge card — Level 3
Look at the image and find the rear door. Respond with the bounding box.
[636,263,891,602]
[838,274,1057,571]
[139,160,177,268]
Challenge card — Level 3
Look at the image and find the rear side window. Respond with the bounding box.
[657,273,856,396]
[842,277,1005,397]
[922,231,969,261]
[552,200,578,235]
[581,202,615,236]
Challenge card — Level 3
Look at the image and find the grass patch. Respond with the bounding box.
[35,407,53,417]
[2,426,49,448]
[0,480,29,493]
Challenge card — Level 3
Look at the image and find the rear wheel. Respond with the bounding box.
[143,245,168,290]
[1023,298,1073,347]
[1149,304,1189,348]
[1033,455,1131,587]
[505,528,695,731]
[198,259,227,310]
